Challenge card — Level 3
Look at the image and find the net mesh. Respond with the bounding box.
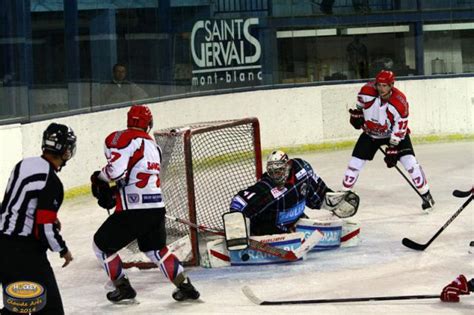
[154,118,261,264]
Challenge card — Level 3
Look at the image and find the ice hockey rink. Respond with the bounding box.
[2,141,472,314]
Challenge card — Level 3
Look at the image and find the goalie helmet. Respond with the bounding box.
[42,123,77,160]
[266,150,290,187]
[127,105,153,132]
[375,70,395,85]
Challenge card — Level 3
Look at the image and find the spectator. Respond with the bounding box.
[319,0,335,14]
[353,0,370,13]
[347,36,369,79]
[319,0,370,15]
[100,63,148,105]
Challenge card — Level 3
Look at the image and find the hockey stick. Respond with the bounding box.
[402,194,473,251]
[242,286,439,305]
[293,229,323,258]
[452,187,473,198]
[165,214,301,261]
[378,148,425,200]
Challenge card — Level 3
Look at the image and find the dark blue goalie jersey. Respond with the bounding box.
[229,158,331,235]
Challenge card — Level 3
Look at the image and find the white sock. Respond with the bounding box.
[342,157,366,190]
[399,155,430,195]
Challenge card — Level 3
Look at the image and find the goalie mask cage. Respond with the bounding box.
[139,117,262,267]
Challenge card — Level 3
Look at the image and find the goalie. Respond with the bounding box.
[229,150,359,236]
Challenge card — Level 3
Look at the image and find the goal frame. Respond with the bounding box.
[145,117,262,267]
[179,118,262,265]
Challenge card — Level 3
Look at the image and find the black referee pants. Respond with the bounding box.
[0,237,64,315]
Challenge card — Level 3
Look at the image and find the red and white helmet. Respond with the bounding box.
[127,105,153,131]
[375,70,395,85]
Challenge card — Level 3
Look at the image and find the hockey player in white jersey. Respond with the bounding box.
[343,70,435,212]
[90,105,199,303]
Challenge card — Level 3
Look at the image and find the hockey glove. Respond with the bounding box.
[384,146,398,168]
[440,275,470,302]
[349,108,364,130]
[90,171,116,210]
[323,191,360,218]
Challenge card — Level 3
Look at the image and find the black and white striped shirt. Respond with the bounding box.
[0,156,68,254]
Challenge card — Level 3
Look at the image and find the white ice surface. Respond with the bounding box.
[2,142,473,314]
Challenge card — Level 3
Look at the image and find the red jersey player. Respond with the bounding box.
[91,105,199,303]
[342,70,435,212]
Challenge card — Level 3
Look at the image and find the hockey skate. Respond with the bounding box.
[172,278,200,301]
[421,191,435,213]
[106,276,137,303]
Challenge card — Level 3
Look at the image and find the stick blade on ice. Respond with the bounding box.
[402,238,426,251]
[452,188,472,198]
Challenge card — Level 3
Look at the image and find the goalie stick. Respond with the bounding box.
[402,194,473,251]
[452,187,473,198]
[166,214,322,261]
[165,214,318,261]
[242,286,439,305]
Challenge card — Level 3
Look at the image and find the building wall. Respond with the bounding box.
[0,77,472,194]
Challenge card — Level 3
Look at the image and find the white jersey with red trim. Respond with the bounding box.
[356,82,409,144]
[99,128,165,211]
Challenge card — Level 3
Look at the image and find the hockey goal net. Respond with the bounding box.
[122,117,262,268]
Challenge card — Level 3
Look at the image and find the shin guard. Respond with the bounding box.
[145,247,184,284]
[93,241,124,282]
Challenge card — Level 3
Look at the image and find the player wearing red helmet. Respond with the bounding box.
[127,104,153,131]
[90,105,199,304]
[343,70,435,212]
[375,70,395,99]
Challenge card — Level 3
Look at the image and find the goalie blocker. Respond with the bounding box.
[223,212,249,251]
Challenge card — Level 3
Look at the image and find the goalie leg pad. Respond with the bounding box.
[145,247,184,284]
[228,233,304,266]
[296,218,342,251]
[206,238,231,268]
[93,241,124,281]
[340,221,361,247]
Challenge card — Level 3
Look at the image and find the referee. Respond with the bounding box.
[0,123,76,315]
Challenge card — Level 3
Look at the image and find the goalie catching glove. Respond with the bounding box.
[90,171,116,210]
[323,191,360,218]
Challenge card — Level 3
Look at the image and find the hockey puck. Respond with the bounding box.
[3,281,46,313]
[470,241,474,247]
[241,253,250,261]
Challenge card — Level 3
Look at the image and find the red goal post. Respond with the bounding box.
[150,117,262,266]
